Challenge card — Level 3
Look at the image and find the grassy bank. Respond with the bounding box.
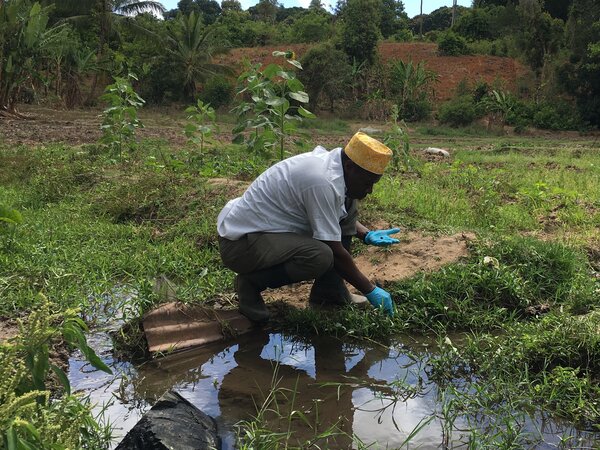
[1,120,600,445]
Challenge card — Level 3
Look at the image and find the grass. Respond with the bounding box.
[372,140,600,237]
[427,312,600,430]
[2,116,600,446]
[278,236,599,337]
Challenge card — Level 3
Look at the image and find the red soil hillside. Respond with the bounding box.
[214,42,531,102]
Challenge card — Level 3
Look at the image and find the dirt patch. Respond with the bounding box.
[206,177,249,198]
[0,317,19,343]
[264,231,473,309]
[0,105,233,147]
[214,42,531,102]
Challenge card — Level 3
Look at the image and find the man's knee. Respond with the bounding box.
[305,241,334,278]
[284,239,333,281]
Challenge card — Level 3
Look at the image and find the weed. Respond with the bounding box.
[1,294,112,448]
[231,50,315,161]
[99,72,145,161]
[184,99,217,163]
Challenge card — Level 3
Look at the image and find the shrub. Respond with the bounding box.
[532,100,582,131]
[467,39,497,56]
[438,96,478,127]
[299,43,351,112]
[437,31,470,56]
[199,76,234,109]
[505,99,533,130]
[290,11,331,43]
[402,98,432,121]
[393,28,413,42]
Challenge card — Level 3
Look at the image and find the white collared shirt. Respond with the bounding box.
[217,146,347,241]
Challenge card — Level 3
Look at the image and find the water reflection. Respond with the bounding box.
[70,329,600,449]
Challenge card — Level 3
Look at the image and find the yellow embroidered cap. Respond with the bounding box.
[344,132,393,175]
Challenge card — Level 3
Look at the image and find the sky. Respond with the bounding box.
[159,0,472,19]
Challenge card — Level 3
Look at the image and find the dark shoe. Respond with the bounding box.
[309,269,353,307]
[309,285,368,309]
[235,265,293,323]
[235,275,270,322]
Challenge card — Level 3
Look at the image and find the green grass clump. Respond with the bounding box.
[471,237,598,312]
[275,303,406,340]
[430,312,600,427]
[390,237,598,332]
[278,237,598,339]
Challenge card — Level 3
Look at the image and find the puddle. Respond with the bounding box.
[69,325,600,449]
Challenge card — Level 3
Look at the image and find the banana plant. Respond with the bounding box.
[388,59,437,121]
[0,1,57,116]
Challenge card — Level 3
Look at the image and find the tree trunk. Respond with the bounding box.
[451,0,457,27]
[419,0,423,38]
[86,0,111,105]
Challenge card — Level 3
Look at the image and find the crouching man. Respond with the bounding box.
[217,132,400,322]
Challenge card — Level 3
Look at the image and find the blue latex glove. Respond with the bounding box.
[365,286,394,317]
[364,228,401,247]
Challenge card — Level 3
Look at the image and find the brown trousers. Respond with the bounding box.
[218,199,358,281]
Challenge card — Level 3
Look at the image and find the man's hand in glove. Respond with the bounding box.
[364,228,401,247]
[365,286,394,317]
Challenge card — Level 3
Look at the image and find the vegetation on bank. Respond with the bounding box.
[1,1,600,440]
[1,108,599,443]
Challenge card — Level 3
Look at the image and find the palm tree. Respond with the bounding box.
[148,11,233,99]
[55,0,166,102]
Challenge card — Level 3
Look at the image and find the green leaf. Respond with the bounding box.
[277,70,294,80]
[0,206,23,225]
[289,91,309,103]
[286,78,303,92]
[82,343,112,375]
[265,97,286,107]
[262,63,281,79]
[31,346,50,390]
[7,426,17,450]
[287,59,303,70]
[298,106,316,118]
[50,364,71,395]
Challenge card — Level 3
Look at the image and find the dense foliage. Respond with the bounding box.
[1,0,599,127]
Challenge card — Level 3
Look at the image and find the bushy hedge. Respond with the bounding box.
[199,76,234,109]
[438,96,480,126]
[532,100,583,131]
[438,31,470,56]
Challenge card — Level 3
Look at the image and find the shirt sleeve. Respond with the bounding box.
[302,184,342,241]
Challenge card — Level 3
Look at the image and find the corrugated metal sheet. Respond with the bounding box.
[143,302,253,354]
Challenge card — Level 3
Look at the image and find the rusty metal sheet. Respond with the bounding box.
[143,302,253,354]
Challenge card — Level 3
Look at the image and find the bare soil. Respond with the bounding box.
[0,317,18,342]
[264,231,473,310]
[213,42,531,101]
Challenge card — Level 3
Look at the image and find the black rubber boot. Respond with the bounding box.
[236,264,292,322]
[309,236,367,308]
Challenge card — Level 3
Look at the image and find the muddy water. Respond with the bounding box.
[69,326,600,449]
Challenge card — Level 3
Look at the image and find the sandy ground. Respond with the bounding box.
[264,231,472,309]
[0,317,18,342]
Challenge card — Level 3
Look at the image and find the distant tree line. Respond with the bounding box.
[1,0,599,129]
